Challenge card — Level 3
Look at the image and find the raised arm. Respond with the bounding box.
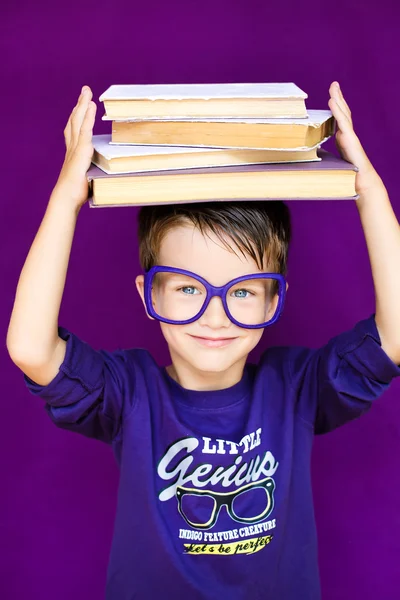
[6,86,97,385]
[328,81,400,365]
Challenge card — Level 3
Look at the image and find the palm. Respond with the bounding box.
[57,86,96,209]
[327,82,378,194]
[334,129,352,163]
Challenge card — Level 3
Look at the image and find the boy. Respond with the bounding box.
[6,82,400,599]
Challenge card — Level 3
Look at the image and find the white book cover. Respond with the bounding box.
[92,135,227,159]
[91,134,328,174]
[99,82,307,102]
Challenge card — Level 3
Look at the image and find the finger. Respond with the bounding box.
[330,82,352,125]
[63,88,85,148]
[71,87,93,143]
[71,88,92,136]
[63,116,72,148]
[328,97,353,134]
[68,88,86,120]
[337,83,352,117]
[332,91,352,125]
[78,101,97,141]
[63,89,85,147]
[74,103,97,164]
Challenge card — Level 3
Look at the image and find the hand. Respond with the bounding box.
[53,86,97,210]
[328,81,382,195]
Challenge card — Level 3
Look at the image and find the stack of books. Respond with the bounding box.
[87,83,358,207]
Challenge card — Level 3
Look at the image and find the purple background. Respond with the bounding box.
[2,2,400,598]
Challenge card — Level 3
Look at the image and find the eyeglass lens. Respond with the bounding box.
[151,271,280,326]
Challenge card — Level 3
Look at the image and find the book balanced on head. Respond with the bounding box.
[87,151,358,207]
[87,82,358,207]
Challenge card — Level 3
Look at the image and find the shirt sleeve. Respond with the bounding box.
[288,314,400,435]
[23,326,136,444]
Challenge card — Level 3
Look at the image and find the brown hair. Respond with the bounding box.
[137,201,291,274]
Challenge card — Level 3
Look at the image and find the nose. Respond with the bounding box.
[198,296,231,329]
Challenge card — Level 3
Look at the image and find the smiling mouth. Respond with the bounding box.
[188,335,238,348]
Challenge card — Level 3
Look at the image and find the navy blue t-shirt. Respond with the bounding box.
[24,315,400,600]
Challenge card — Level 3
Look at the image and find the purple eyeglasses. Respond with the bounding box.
[144,266,286,329]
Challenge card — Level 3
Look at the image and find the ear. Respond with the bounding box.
[267,280,289,319]
[135,274,155,321]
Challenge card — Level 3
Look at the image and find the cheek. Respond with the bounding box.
[243,329,264,351]
[159,322,186,346]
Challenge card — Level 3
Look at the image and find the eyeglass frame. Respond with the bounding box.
[175,476,276,529]
[143,265,287,329]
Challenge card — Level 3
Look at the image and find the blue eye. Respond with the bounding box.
[232,289,252,298]
[180,286,200,295]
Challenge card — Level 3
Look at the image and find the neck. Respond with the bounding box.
[166,352,247,391]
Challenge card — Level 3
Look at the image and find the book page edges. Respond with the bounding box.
[88,194,359,208]
[103,109,331,125]
[91,156,322,175]
[105,136,332,153]
[93,133,328,158]
[86,151,358,180]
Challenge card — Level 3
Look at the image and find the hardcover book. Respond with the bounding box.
[100,82,308,119]
[92,134,323,175]
[86,149,358,207]
[109,109,334,150]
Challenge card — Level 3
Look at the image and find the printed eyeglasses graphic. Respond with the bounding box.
[175,477,276,529]
[144,266,286,328]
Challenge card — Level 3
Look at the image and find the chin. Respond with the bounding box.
[187,355,238,374]
[161,325,263,374]
[175,345,251,375]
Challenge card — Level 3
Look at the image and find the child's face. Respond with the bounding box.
[136,223,280,379]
